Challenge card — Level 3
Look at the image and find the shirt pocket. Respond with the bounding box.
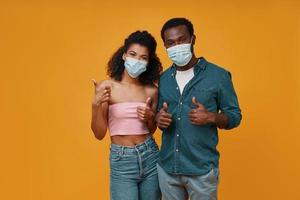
[189,87,216,108]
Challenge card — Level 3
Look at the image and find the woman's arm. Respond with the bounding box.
[137,86,158,134]
[91,102,108,140]
[91,80,110,140]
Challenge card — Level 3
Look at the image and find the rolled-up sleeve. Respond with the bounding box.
[217,71,242,129]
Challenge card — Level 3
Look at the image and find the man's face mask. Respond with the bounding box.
[166,37,193,67]
[124,57,147,78]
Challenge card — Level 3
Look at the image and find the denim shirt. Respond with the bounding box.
[157,57,242,175]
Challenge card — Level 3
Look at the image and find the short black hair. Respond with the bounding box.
[161,18,194,41]
[107,31,162,85]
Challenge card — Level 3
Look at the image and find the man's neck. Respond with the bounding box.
[175,55,198,71]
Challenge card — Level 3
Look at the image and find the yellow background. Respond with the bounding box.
[1,0,299,199]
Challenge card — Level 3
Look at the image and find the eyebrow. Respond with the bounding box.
[128,50,148,57]
[166,34,186,42]
[128,50,137,54]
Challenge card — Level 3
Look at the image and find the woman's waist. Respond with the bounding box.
[111,134,151,146]
[110,134,158,153]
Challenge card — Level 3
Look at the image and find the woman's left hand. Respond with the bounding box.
[137,97,154,123]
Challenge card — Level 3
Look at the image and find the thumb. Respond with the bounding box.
[104,85,111,91]
[162,102,168,112]
[91,78,97,86]
[145,97,152,107]
[192,97,202,107]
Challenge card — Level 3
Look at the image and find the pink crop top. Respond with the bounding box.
[108,102,149,136]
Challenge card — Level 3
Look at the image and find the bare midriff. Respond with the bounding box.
[111,134,151,146]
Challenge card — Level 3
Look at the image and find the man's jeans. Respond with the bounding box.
[157,164,219,200]
[110,136,161,200]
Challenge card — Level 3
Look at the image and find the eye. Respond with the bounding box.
[141,57,148,61]
[178,36,187,44]
[129,52,136,56]
[166,40,174,46]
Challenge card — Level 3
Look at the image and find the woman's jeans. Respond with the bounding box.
[109,136,161,200]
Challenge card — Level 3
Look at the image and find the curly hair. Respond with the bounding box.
[107,31,162,85]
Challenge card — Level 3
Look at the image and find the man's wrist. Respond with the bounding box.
[207,112,217,124]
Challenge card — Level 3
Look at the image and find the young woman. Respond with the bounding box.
[91,31,162,200]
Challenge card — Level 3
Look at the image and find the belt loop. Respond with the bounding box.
[145,140,149,150]
[146,135,152,149]
[121,146,124,155]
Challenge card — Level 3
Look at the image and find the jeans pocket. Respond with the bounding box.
[151,144,159,152]
[109,151,122,162]
[202,168,219,185]
[211,168,219,182]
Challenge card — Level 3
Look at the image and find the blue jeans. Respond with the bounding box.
[157,164,219,200]
[109,136,161,200]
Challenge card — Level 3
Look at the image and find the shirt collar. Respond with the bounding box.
[170,57,207,76]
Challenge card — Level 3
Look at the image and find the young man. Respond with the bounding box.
[156,18,242,200]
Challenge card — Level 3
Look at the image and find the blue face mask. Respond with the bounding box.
[167,43,192,67]
[166,37,193,67]
[124,57,148,78]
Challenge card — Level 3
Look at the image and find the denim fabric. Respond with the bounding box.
[109,136,161,200]
[157,163,219,200]
[157,57,242,175]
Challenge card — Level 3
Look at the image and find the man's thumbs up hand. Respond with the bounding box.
[162,102,168,112]
[192,97,206,110]
[189,97,215,125]
[156,102,172,129]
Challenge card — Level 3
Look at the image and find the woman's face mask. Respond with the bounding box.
[124,57,148,78]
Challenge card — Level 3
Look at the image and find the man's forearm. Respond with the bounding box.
[208,112,229,129]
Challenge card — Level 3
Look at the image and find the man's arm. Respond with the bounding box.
[216,71,242,129]
[189,71,241,129]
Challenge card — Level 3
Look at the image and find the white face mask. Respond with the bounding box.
[166,40,193,67]
[124,57,148,78]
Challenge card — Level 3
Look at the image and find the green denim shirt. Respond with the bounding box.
[157,57,242,175]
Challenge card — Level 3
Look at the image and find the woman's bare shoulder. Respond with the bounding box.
[144,84,158,97]
[98,79,117,87]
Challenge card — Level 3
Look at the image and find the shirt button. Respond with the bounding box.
[176,149,179,152]
[176,87,179,90]
[177,134,179,137]
[180,102,182,105]
[178,117,181,120]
